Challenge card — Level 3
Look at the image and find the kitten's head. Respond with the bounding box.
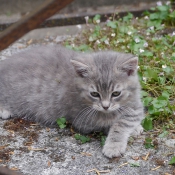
[71,51,139,114]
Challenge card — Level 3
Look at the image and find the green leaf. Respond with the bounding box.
[157,5,169,12]
[57,117,67,129]
[147,20,162,29]
[150,13,159,20]
[93,14,101,23]
[158,130,168,138]
[123,13,133,22]
[142,117,153,131]
[148,105,156,114]
[169,156,175,165]
[77,44,90,51]
[141,91,149,97]
[107,21,117,29]
[59,124,66,129]
[129,162,140,167]
[142,51,153,57]
[163,66,173,74]
[100,136,106,146]
[144,68,158,80]
[151,99,167,108]
[143,97,153,106]
[144,137,154,149]
[74,134,90,144]
[161,91,169,99]
[158,77,165,84]
[169,10,175,18]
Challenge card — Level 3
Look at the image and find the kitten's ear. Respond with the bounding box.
[120,57,138,76]
[70,60,89,77]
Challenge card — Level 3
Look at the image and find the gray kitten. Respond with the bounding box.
[0,45,144,158]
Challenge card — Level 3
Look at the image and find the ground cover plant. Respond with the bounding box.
[64,1,175,133]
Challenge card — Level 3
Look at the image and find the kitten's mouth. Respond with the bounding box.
[100,109,112,113]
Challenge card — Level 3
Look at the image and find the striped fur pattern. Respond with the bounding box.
[0,45,144,158]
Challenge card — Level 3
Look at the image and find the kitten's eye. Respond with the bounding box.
[90,92,100,98]
[112,91,121,97]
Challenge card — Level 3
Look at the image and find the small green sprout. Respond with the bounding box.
[100,135,106,146]
[129,162,140,167]
[144,137,154,149]
[56,117,67,129]
[169,156,175,165]
[74,134,91,144]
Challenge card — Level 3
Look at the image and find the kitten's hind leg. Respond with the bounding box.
[131,124,144,137]
[0,107,12,119]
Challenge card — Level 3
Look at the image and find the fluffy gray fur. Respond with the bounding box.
[0,45,144,158]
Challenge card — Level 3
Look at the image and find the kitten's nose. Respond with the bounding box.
[102,101,110,110]
[103,106,109,110]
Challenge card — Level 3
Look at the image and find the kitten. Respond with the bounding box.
[0,45,144,158]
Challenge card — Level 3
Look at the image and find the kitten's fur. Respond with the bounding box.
[0,45,144,158]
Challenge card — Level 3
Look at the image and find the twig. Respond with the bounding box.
[80,152,92,156]
[87,169,110,174]
[142,152,150,161]
[99,170,110,173]
[151,166,161,171]
[28,147,45,151]
[166,152,174,156]
[118,162,128,168]
[87,169,100,175]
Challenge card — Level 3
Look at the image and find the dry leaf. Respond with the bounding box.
[81,152,92,156]
[71,156,75,159]
[131,156,139,160]
[27,39,33,45]
[142,152,150,161]
[10,167,19,171]
[46,128,50,132]
[55,137,59,141]
[0,145,8,150]
[48,161,51,167]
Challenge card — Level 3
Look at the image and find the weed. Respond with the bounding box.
[56,117,67,129]
[74,133,91,144]
[169,156,175,165]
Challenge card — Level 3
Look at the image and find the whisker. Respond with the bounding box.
[78,108,94,133]
[72,107,91,126]
[82,108,96,133]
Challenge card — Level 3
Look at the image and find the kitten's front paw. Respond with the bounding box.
[102,141,127,158]
[131,124,144,137]
[0,108,11,119]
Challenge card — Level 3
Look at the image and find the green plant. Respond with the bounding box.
[56,117,67,129]
[74,134,91,144]
[129,162,140,167]
[169,156,175,165]
[158,127,169,138]
[100,135,106,146]
[144,137,154,149]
